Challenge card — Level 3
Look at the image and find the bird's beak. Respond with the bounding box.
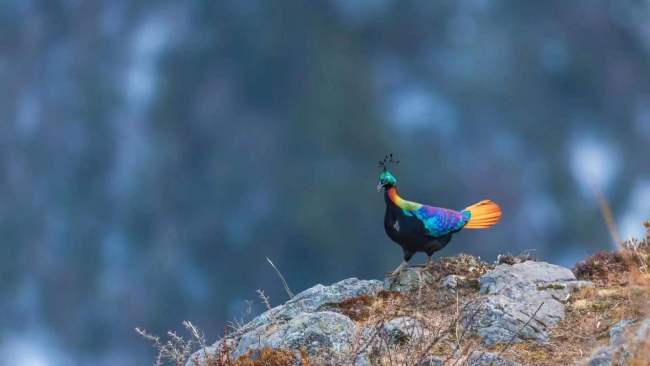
[376,183,384,192]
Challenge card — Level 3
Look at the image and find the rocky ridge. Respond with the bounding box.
[185,253,649,365]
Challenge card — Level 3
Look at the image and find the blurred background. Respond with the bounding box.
[1,0,649,364]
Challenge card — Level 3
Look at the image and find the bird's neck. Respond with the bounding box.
[384,187,401,207]
[384,186,421,211]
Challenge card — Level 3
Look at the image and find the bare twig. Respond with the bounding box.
[416,300,478,362]
[592,187,622,249]
[349,319,385,364]
[267,257,295,299]
[256,289,273,310]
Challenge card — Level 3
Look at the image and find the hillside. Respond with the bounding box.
[140,222,650,366]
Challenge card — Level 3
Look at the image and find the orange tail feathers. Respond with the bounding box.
[463,199,502,229]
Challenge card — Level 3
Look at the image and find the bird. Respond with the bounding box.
[376,154,502,276]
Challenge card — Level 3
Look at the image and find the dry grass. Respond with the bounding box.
[424,253,493,282]
[496,251,537,265]
[336,255,491,365]
[235,348,304,366]
[136,321,219,366]
[573,250,629,285]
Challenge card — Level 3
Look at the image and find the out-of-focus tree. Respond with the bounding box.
[0,1,649,364]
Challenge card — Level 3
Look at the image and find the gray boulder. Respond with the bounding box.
[384,266,435,292]
[187,278,382,365]
[186,261,600,366]
[241,277,383,333]
[234,311,355,358]
[587,318,649,366]
[468,261,591,345]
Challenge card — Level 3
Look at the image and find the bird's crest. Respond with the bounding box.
[378,153,399,172]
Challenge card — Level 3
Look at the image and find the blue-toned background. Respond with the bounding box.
[1,1,649,364]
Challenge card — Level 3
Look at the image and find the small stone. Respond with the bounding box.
[586,318,650,366]
[586,348,616,366]
[609,319,635,347]
[353,353,372,366]
[384,267,435,293]
[467,352,520,366]
[442,274,467,289]
[383,316,429,344]
[417,356,444,366]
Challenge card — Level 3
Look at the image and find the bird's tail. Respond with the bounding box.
[463,200,501,229]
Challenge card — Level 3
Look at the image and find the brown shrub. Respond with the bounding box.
[573,251,629,284]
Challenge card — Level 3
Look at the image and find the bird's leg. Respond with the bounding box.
[425,255,433,269]
[389,251,413,278]
[389,261,408,277]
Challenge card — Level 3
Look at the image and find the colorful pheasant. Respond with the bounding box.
[377,154,501,276]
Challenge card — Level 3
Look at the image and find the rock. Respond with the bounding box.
[236,311,355,357]
[586,348,617,366]
[286,278,384,314]
[634,318,650,341]
[442,274,467,289]
[352,353,372,366]
[189,278,382,363]
[231,277,383,337]
[185,345,219,366]
[479,261,575,296]
[467,351,520,366]
[233,311,355,359]
[417,356,444,366]
[383,316,429,344]
[468,261,592,345]
[609,319,635,347]
[188,261,602,365]
[384,267,435,292]
[586,318,650,366]
[272,311,354,353]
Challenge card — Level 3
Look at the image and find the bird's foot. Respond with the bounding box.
[388,261,407,278]
[425,256,434,269]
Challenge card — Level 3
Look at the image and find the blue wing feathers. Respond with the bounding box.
[412,205,468,237]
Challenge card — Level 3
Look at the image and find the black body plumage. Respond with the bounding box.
[383,191,453,263]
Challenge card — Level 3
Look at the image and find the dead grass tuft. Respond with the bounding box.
[423,253,493,282]
[496,251,537,265]
[337,295,374,321]
[574,221,650,286]
[235,347,303,366]
[573,250,629,284]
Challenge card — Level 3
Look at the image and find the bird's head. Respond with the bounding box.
[377,154,399,192]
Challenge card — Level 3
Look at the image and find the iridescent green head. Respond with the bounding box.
[377,154,399,191]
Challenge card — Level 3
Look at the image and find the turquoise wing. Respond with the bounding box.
[410,205,470,237]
